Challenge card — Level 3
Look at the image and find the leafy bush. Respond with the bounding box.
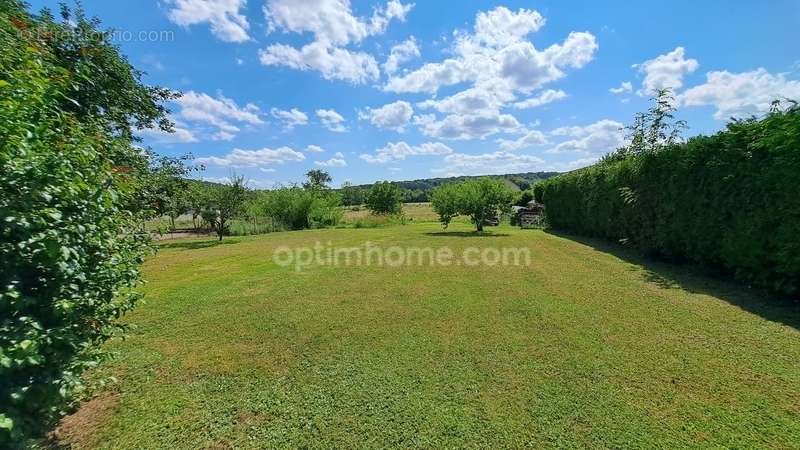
[254,187,342,231]
[431,178,514,231]
[1,2,172,444]
[540,106,800,295]
[365,181,404,215]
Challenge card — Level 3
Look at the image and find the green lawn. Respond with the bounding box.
[59,222,800,449]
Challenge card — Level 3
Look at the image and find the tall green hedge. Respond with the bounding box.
[1,2,172,444]
[540,109,800,296]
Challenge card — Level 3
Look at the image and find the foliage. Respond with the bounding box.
[334,171,559,204]
[206,176,248,241]
[514,190,534,207]
[253,186,342,231]
[302,169,332,191]
[365,181,404,215]
[0,1,174,444]
[603,89,686,162]
[340,181,364,206]
[532,183,544,204]
[540,102,800,295]
[431,178,514,231]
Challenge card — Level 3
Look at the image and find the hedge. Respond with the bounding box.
[540,109,800,296]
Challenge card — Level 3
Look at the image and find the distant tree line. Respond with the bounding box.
[334,171,559,206]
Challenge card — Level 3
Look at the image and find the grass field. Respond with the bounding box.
[58,222,800,449]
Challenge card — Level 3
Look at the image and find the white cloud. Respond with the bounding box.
[360,100,414,132]
[549,119,624,154]
[635,47,698,95]
[271,107,309,129]
[172,91,263,141]
[496,129,548,151]
[435,151,545,176]
[315,151,347,167]
[384,6,597,95]
[316,108,347,132]
[305,144,325,153]
[512,89,567,109]
[680,68,800,119]
[166,0,250,43]
[260,0,413,83]
[414,111,522,140]
[384,7,595,141]
[383,37,420,74]
[609,81,632,94]
[139,121,199,144]
[418,81,516,116]
[360,141,453,164]
[259,42,380,84]
[196,146,306,168]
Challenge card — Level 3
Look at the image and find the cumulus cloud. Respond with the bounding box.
[259,42,380,84]
[549,119,624,154]
[383,37,420,74]
[260,0,413,83]
[195,146,306,168]
[384,7,595,141]
[680,68,800,119]
[512,89,567,109]
[139,121,199,144]
[305,144,325,153]
[384,7,597,95]
[496,129,548,151]
[360,100,414,132]
[360,141,453,164]
[171,91,263,141]
[166,0,250,43]
[315,108,347,132]
[414,111,522,140]
[609,81,632,94]
[435,151,545,176]
[271,107,309,129]
[634,47,698,95]
[315,151,348,167]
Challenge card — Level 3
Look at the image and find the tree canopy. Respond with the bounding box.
[431,178,514,231]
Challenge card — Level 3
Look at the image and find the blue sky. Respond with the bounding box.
[29,0,800,187]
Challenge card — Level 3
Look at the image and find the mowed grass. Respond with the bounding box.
[63,222,800,449]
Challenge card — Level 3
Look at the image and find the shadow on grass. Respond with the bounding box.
[158,239,241,251]
[424,231,510,238]
[545,229,800,331]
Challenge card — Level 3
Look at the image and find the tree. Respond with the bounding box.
[303,169,332,191]
[207,177,248,241]
[340,181,365,206]
[431,178,514,232]
[365,181,404,215]
[186,183,211,229]
[143,153,199,229]
[604,88,687,162]
[1,1,176,444]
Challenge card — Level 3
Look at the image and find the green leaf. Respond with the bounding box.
[0,414,13,430]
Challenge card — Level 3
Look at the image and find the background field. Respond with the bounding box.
[59,223,800,449]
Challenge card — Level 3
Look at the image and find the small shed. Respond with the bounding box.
[516,201,546,229]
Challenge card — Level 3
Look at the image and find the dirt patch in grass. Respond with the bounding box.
[51,393,119,448]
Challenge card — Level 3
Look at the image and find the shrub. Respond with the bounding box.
[255,187,342,231]
[365,181,404,215]
[1,2,172,444]
[540,106,800,296]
